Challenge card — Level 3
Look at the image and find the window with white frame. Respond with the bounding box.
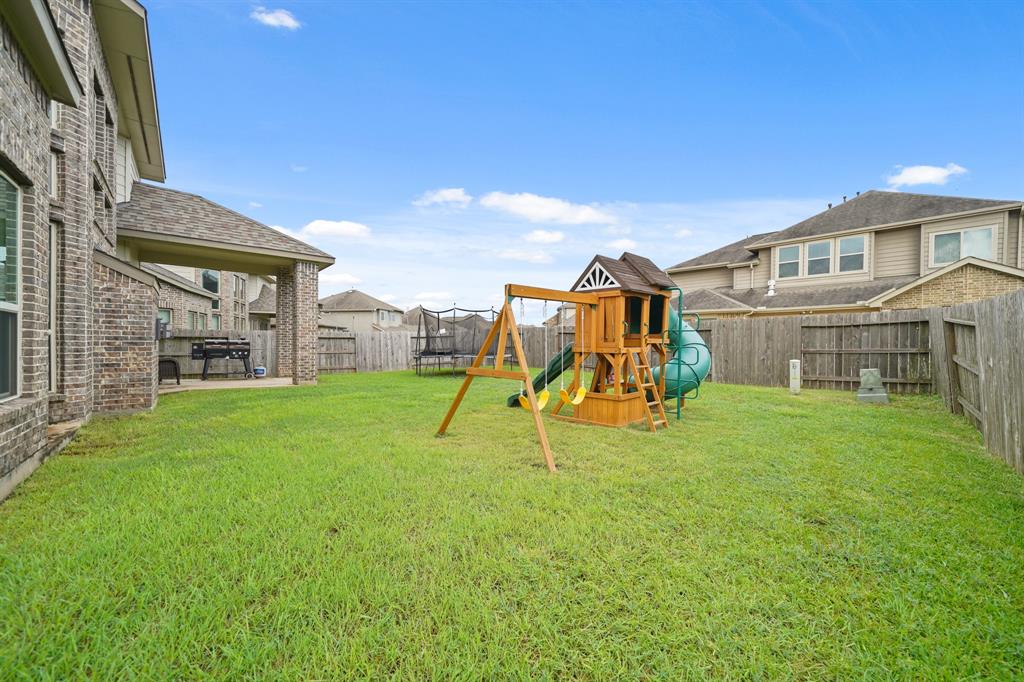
[157,308,172,325]
[838,235,866,272]
[806,240,831,276]
[211,314,221,330]
[198,313,208,330]
[931,226,994,266]
[188,311,198,330]
[1,172,20,400]
[777,245,800,278]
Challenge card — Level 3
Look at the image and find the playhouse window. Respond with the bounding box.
[626,297,643,334]
[648,296,665,334]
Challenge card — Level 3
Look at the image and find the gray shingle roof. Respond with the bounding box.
[751,191,1019,245]
[118,183,334,262]
[573,252,675,295]
[667,232,776,271]
[249,283,277,314]
[142,263,217,299]
[320,289,402,313]
[681,276,919,311]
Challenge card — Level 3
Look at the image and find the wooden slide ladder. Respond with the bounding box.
[627,349,668,432]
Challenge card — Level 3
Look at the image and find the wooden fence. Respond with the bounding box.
[159,330,412,378]
[696,309,933,393]
[926,290,1023,474]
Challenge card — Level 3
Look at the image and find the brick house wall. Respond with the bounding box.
[0,13,55,496]
[882,263,1024,310]
[156,282,213,331]
[92,259,157,413]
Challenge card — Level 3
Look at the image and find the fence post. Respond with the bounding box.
[942,320,963,416]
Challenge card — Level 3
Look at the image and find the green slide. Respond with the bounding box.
[505,342,575,407]
[651,305,712,400]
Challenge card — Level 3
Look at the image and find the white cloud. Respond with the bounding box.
[480,191,615,225]
[251,7,301,30]
[248,201,263,208]
[606,238,637,250]
[886,163,967,188]
[604,224,631,236]
[302,219,371,238]
[290,164,308,173]
[674,228,694,238]
[524,229,564,244]
[497,249,553,264]
[415,291,452,300]
[413,187,472,208]
[319,271,361,285]
[378,294,397,302]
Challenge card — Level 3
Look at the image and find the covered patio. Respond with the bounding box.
[116,182,335,384]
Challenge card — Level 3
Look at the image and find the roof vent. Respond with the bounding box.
[828,202,832,209]
[766,279,776,297]
[843,195,847,202]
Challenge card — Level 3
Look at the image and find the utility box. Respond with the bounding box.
[857,368,889,403]
[789,359,801,395]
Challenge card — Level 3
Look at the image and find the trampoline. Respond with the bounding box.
[413,307,509,375]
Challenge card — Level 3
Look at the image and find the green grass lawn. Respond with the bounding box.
[1,373,1023,679]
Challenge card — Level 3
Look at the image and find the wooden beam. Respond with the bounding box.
[506,303,558,473]
[505,284,598,306]
[466,367,529,380]
[437,307,504,435]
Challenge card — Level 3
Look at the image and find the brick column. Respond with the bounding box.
[292,261,319,384]
[275,267,295,379]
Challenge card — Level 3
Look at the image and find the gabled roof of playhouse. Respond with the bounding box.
[571,252,675,295]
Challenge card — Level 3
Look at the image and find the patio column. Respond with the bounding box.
[275,260,319,384]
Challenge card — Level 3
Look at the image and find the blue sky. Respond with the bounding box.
[147,0,1023,316]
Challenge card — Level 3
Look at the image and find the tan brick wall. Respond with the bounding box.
[882,263,1024,309]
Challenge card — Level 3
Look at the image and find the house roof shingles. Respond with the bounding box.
[681,276,920,312]
[668,232,777,271]
[751,190,1019,245]
[118,183,333,262]
[320,289,402,313]
[249,283,277,314]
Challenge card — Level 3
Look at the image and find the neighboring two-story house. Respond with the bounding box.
[667,191,1024,317]
[319,290,403,332]
[143,265,255,331]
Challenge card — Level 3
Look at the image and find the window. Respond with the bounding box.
[0,172,20,400]
[233,274,246,300]
[931,226,994,266]
[157,309,172,325]
[48,222,59,392]
[838,235,865,272]
[211,299,219,311]
[188,311,198,330]
[777,245,800,278]
[49,152,59,200]
[211,314,221,330]
[201,269,219,295]
[198,313,208,330]
[806,240,831,276]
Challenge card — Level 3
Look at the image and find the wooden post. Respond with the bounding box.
[942,319,963,416]
[437,307,505,435]
[505,304,557,473]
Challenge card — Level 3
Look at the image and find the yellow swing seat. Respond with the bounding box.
[559,387,587,405]
[518,389,550,410]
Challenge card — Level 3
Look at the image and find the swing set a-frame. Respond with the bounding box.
[437,252,683,472]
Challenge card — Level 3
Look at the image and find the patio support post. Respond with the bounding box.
[275,261,319,384]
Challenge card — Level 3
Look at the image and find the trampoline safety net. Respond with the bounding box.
[413,307,505,375]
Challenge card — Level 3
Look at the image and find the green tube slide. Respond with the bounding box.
[651,305,711,399]
[506,342,575,408]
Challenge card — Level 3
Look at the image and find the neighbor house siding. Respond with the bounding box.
[920,210,1008,273]
[750,250,772,288]
[670,267,732,291]
[1005,209,1020,270]
[772,233,874,289]
[732,265,756,290]
[873,225,920,278]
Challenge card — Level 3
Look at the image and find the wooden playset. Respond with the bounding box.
[437,252,701,472]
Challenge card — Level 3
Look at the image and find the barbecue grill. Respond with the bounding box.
[191,338,254,380]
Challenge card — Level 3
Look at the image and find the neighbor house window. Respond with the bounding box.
[838,235,866,272]
[157,308,172,325]
[201,269,219,294]
[931,226,994,266]
[233,274,246,300]
[0,172,20,400]
[806,240,831,276]
[211,314,221,330]
[777,245,800,278]
[188,311,198,329]
[198,313,208,330]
